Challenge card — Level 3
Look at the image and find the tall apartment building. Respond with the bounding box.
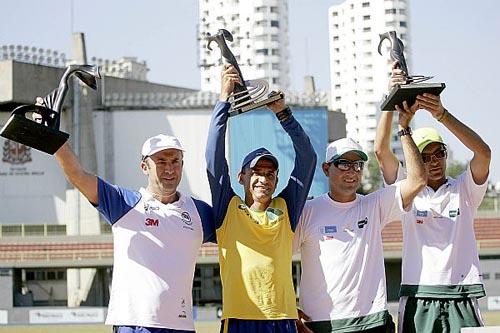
[199,0,290,92]
[328,0,410,157]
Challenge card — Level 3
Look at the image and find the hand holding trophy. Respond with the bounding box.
[378,31,445,111]
[206,29,283,117]
[0,64,101,154]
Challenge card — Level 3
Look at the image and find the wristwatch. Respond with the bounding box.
[397,126,412,137]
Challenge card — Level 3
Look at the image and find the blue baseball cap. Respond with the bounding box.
[241,147,279,171]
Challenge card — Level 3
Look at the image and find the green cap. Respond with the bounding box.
[412,127,446,153]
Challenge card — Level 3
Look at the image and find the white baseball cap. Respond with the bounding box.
[141,134,185,158]
[325,138,368,163]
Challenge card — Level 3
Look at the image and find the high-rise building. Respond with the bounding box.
[199,0,290,92]
[328,0,410,158]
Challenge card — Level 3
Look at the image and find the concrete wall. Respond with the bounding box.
[94,108,213,203]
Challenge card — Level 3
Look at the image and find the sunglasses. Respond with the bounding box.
[421,149,447,163]
[332,159,365,172]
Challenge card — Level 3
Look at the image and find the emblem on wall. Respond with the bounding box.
[2,140,32,165]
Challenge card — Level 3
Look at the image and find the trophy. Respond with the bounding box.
[0,64,101,154]
[206,29,283,117]
[377,31,445,111]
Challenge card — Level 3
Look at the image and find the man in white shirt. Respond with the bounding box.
[54,134,215,333]
[374,63,491,333]
[294,101,427,333]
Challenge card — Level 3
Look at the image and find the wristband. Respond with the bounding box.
[437,108,448,122]
[276,106,292,122]
[397,126,412,137]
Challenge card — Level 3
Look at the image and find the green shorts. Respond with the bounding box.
[398,296,484,333]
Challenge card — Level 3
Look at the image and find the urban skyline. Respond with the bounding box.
[0,0,499,183]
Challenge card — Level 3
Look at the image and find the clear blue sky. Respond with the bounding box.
[1,0,499,183]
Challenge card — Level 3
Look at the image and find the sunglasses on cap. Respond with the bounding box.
[421,149,447,163]
[331,159,365,172]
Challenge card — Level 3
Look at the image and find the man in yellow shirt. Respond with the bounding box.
[206,65,317,333]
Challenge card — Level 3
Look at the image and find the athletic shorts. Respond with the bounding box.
[398,296,484,333]
[114,326,195,333]
[219,318,297,333]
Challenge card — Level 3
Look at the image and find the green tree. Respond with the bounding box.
[446,160,467,178]
[358,152,382,195]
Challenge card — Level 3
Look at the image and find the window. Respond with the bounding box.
[333,36,339,41]
[272,63,280,70]
[332,11,338,17]
[256,49,268,55]
[495,273,500,280]
[483,273,490,280]
[399,9,406,14]
[271,49,280,56]
[363,27,371,32]
[24,225,44,236]
[272,77,280,85]
[385,8,397,14]
[270,20,280,28]
[1,225,22,237]
[400,21,407,27]
[362,2,370,7]
[363,15,370,20]
[270,6,279,13]
[335,96,341,101]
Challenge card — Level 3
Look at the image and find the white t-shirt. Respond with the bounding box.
[96,178,214,330]
[294,184,404,321]
[398,165,488,289]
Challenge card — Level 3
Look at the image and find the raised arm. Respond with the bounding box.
[205,65,239,226]
[270,96,317,231]
[374,61,406,184]
[396,102,428,209]
[55,141,98,205]
[416,94,491,185]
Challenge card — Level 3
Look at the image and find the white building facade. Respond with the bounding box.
[199,0,290,92]
[328,0,410,157]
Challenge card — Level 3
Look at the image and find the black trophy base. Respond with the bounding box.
[229,93,284,117]
[381,83,446,111]
[0,114,69,155]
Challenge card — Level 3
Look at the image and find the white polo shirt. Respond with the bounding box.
[96,178,214,330]
[294,184,404,321]
[397,165,488,297]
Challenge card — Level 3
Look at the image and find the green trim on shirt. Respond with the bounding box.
[305,310,391,333]
[400,284,486,298]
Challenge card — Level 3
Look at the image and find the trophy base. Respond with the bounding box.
[381,83,446,111]
[0,114,69,155]
[229,93,284,117]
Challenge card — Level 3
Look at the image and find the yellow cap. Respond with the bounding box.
[412,127,446,153]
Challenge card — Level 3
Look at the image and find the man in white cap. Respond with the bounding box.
[294,102,426,333]
[375,64,491,332]
[53,136,215,333]
[206,65,316,333]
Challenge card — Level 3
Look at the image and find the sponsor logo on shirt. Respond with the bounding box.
[181,211,194,231]
[416,210,428,217]
[416,219,424,224]
[144,201,160,213]
[145,218,159,227]
[321,225,337,240]
[324,225,337,234]
[357,217,368,229]
[178,298,187,318]
[181,211,192,225]
[449,208,460,218]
